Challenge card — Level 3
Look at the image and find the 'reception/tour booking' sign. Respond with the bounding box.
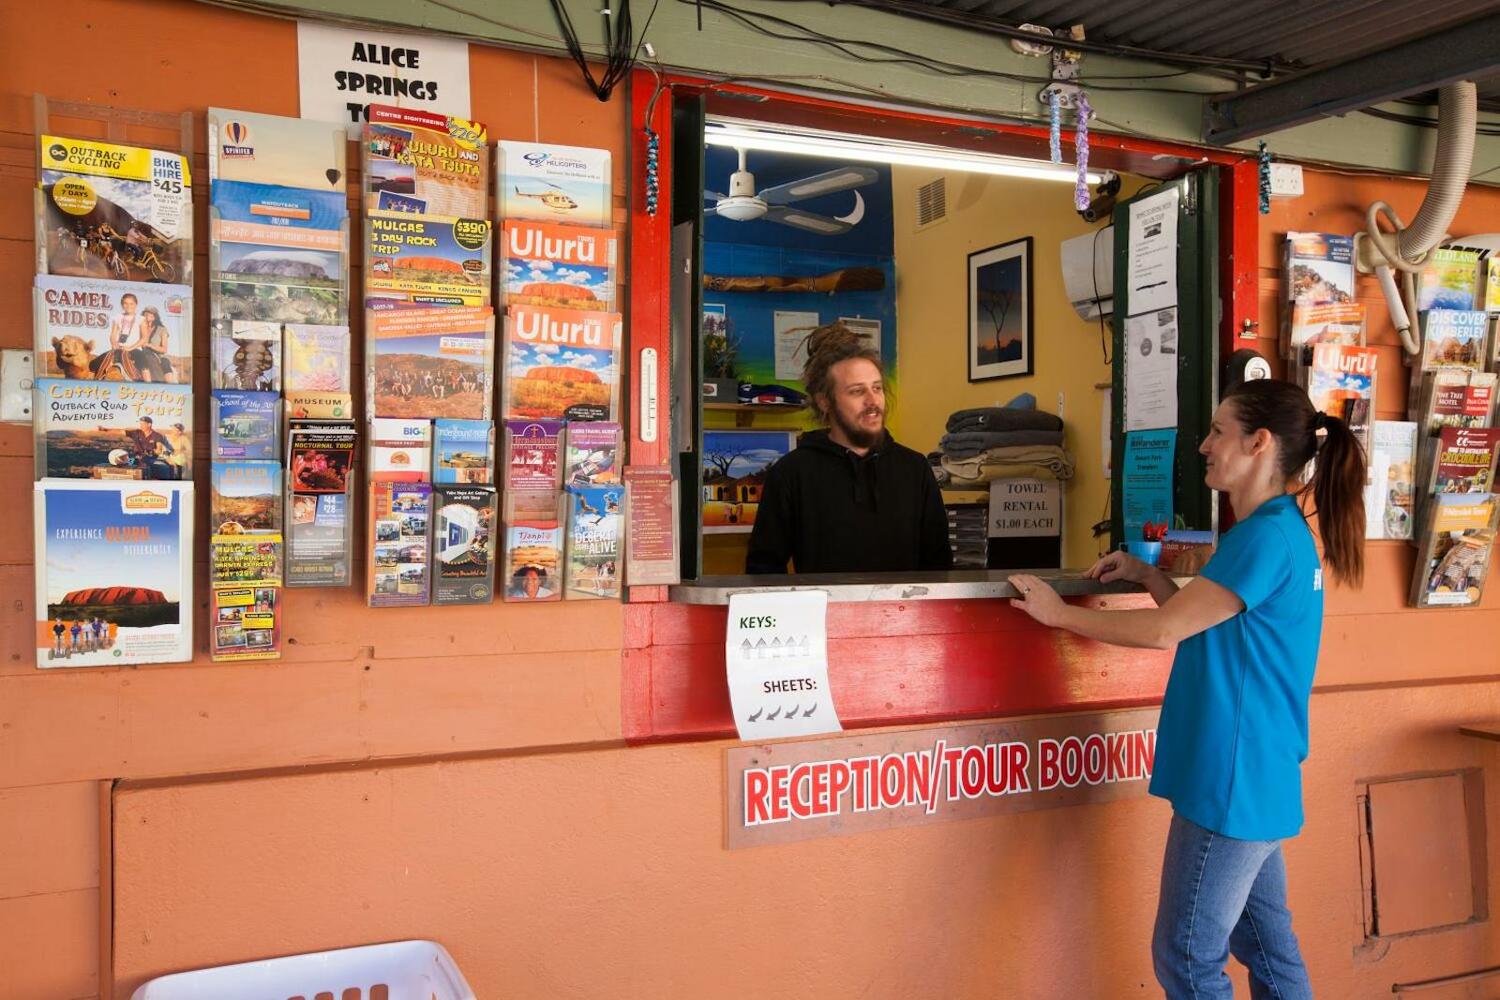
[725,708,1160,848]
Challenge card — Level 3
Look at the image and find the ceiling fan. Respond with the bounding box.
[705,148,879,235]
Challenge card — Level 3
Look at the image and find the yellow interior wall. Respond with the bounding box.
[700,167,1151,575]
[890,166,1151,569]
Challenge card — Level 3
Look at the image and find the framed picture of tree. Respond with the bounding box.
[967,237,1033,381]
[700,429,797,534]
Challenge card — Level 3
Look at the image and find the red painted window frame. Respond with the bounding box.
[622,70,1260,744]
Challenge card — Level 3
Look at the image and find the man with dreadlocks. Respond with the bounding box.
[746,321,952,575]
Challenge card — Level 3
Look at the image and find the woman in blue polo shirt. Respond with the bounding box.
[1008,379,1365,1000]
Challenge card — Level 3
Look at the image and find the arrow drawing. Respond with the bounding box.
[767,706,782,721]
[784,704,798,718]
[802,704,817,717]
[748,707,763,722]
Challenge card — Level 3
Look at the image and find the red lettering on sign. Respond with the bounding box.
[745,769,772,825]
[769,767,790,822]
[1039,738,1061,791]
[1083,734,1107,786]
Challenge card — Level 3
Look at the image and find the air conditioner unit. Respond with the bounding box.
[1061,226,1114,321]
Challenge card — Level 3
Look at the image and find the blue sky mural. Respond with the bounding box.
[701,146,896,391]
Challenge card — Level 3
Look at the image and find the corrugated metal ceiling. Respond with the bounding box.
[891,0,1500,107]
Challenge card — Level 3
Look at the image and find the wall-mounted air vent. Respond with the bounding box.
[915,176,947,230]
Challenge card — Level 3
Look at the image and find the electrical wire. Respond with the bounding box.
[750,0,1288,77]
[676,0,1233,95]
[1360,106,1500,136]
[552,0,651,101]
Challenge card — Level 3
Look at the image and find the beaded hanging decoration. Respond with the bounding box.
[1074,92,1092,212]
[645,125,660,217]
[1258,140,1272,215]
[1049,90,1062,164]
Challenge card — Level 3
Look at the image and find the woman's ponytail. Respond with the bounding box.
[1223,379,1366,586]
[1307,411,1366,587]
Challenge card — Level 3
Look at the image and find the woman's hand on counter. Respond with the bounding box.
[1007,574,1068,627]
[1085,551,1181,607]
[1084,550,1149,585]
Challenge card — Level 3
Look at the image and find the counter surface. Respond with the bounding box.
[669,569,1165,605]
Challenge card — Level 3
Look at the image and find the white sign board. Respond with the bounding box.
[1124,307,1179,432]
[773,311,821,381]
[1126,187,1179,315]
[297,21,471,137]
[988,478,1061,537]
[726,590,841,740]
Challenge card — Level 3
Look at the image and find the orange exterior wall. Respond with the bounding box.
[4,3,1500,998]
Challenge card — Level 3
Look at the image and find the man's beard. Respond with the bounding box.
[831,405,884,449]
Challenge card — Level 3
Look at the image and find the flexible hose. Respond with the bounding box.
[1361,81,1478,355]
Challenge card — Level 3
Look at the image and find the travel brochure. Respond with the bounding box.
[210,585,282,662]
[434,418,494,484]
[500,219,618,313]
[366,211,492,307]
[503,304,621,422]
[498,140,612,228]
[34,379,192,481]
[363,104,489,219]
[433,485,497,605]
[368,481,432,607]
[210,179,347,326]
[35,275,192,383]
[33,481,194,668]
[37,135,192,284]
[368,305,494,419]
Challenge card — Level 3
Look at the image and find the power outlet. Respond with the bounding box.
[1269,162,1304,198]
[1,349,34,423]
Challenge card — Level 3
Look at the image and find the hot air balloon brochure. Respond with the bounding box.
[498,140,611,228]
[500,219,617,313]
[34,378,193,481]
[363,104,489,220]
[502,304,621,422]
[34,480,194,668]
[365,210,492,307]
[209,179,348,326]
[37,135,192,284]
[208,107,347,192]
[368,305,494,419]
[35,274,193,383]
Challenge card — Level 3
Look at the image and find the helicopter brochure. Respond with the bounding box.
[497,141,611,229]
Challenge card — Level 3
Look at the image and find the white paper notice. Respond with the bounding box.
[1124,308,1179,432]
[726,590,842,740]
[297,21,472,138]
[1126,187,1179,314]
[773,311,821,380]
[838,316,882,360]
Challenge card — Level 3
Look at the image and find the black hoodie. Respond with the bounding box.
[745,429,953,574]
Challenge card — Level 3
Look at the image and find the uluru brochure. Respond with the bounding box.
[209,179,348,325]
[502,303,620,422]
[365,210,492,307]
[34,480,194,668]
[500,219,617,313]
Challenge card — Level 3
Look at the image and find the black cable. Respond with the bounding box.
[751,0,1289,77]
[1360,106,1500,136]
[551,0,640,101]
[678,0,1230,95]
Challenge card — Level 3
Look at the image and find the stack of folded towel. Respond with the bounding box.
[937,396,1074,487]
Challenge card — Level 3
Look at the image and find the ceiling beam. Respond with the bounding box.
[1202,11,1500,145]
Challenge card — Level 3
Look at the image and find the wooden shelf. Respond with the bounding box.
[703,401,806,426]
[702,402,804,412]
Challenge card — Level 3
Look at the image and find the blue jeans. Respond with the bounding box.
[1153,813,1313,999]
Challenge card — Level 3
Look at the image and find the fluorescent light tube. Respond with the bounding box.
[705,121,1100,185]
